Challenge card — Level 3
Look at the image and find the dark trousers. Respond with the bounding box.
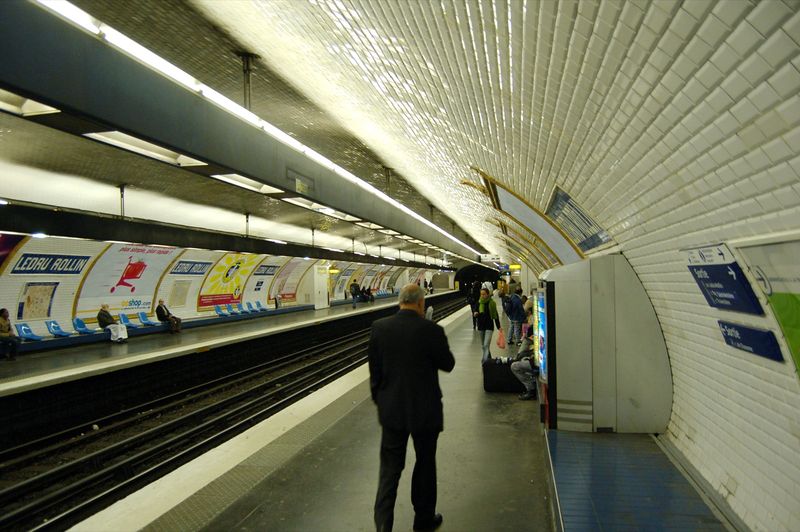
[374,427,438,532]
[0,336,21,359]
[165,316,182,332]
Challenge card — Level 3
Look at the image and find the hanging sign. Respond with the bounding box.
[718,321,783,362]
[686,244,763,315]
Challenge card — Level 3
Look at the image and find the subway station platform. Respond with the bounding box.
[0,292,455,398]
[74,306,554,532]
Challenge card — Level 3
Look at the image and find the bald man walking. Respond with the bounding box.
[368,283,455,532]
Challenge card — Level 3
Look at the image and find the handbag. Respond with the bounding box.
[496,328,506,349]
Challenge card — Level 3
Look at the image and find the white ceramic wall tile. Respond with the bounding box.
[183,1,800,528]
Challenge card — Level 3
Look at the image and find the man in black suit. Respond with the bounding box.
[155,299,182,333]
[369,283,455,532]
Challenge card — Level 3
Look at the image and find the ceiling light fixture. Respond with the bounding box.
[210,174,283,194]
[356,222,383,230]
[84,131,206,167]
[282,197,361,222]
[35,0,100,34]
[0,88,60,117]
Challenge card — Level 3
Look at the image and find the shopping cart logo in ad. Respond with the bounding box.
[111,256,148,293]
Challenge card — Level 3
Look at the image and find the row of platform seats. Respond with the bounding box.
[214,301,270,317]
[14,311,165,342]
[13,301,277,343]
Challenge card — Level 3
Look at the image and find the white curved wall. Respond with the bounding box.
[566,13,800,529]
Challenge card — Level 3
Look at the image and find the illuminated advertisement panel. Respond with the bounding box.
[537,291,547,383]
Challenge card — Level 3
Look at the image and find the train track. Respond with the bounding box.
[0,298,467,530]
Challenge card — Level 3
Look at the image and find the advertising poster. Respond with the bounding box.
[250,256,285,302]
[386,267,405,291]
[17,282,58,319]
[198,253,263,308]
[269,257,311,303]
[739,240,800,371]
[371,267,389,290]
[333,264,356,299]
[77,244,182,316]
[360,265,381,291]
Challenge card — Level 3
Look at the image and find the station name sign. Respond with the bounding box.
[686,244,763,315]
[11,253,90,275]
[170,260,212,275]
[254,264,279,276]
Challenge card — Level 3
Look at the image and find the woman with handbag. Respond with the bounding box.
[473,288,501,363]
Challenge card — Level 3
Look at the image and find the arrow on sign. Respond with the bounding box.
[727,266,737,280]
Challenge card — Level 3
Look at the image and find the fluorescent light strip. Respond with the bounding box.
[0,88,60,117]
[84,131,206,167]
[33,0,480,257]
[211,174,283,194]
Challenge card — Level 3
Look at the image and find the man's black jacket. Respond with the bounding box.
[368,309,455,433]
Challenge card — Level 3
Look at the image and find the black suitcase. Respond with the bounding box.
[482,358,527,393]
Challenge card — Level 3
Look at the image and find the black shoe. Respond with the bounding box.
[518,390,536,400]
[413,513,443,531]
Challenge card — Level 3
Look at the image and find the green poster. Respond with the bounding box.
[739,240,800,373]
[768,292,800,371]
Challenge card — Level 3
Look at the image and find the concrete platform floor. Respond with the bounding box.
[194,309,555,531]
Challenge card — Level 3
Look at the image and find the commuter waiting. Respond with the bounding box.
[97,304,128,343]
[349,278,361,309]
[505,287,526,346]
[0,308,21,360]
[511,319,537,401]
[473,287,501,363]
[156,299,182,333]
[467,280,481,330]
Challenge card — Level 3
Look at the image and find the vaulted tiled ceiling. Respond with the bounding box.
[64,0,800,270]
[64,0,483,262]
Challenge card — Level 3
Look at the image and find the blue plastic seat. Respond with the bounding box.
[45,320,72,337]
[118,313,141,328]
[236,303,248,314]
[138,312,159,326]
[73,317,96,334]
[256,301,268,312]
[215,305,229,317]
[226,304,240,315]
[246,302,257,313]
[15,323,43,341]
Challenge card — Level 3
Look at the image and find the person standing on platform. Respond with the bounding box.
[368,283,455,532]
[156,299,182,333]
[505,287,526,346]
[97,304,128,343]
[0,308,21,360]
[474,287,501,363]
[467,280,481,330]
[350,278,361,309]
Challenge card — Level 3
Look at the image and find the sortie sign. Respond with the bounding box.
[686,244,763,315]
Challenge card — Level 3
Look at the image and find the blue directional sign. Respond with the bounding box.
[718,321,783,362]
[686,244,763,315]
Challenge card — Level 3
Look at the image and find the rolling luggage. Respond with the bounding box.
[482,358,526,393]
